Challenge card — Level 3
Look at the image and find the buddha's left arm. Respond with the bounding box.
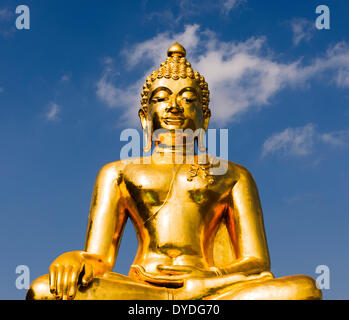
[219,166,271,275]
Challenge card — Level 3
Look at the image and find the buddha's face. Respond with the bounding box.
[142,78,209,132]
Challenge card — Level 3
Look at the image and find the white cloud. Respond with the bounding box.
[96,25,349,125]
[290,18,315,46]
[320,130,349,147]
[335,66,349,88]
[123,24,200,69]
[262,124,316,157]
[96,56,141,125]
[144,0,245,25]
[223,0,246,13]
[0,87,4,93]
[44,102,61,122]
[262,124,349,157]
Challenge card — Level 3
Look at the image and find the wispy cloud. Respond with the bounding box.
[262,123,349,157]
[96,56,139,124]
[335,68,349,88]
[222,0,246,14]
[262,124,316,157]
[144,0,246,25]
[44,102,61,122]
[289,17,316,46]
[0,7,15,37]
[123,24,200,69]
[96,25,349,125]
[0,87,4,93]
[320,129,349,147]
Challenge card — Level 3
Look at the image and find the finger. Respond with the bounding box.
[157,265,193,274]
[67,266,80,300]
[132,265,185,286]
[49,266,57,294]
[81,263,93,286]
[142,269,186,282]
[261,271,274,278]
[55,266,64,300]
[62,266,72,300]
[249,271,274,280]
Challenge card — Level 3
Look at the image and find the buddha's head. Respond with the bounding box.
[138,42,211,152]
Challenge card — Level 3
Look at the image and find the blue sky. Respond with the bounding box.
[0,0,348,299]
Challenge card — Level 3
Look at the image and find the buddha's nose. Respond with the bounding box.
[166,97,183,114]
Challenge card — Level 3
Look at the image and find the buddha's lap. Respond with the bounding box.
[204,274,321,300]
[27,271,321,300]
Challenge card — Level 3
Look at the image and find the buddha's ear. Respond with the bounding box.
[203,109,211,131]
[139,109,153,153]
[138,109,147,130]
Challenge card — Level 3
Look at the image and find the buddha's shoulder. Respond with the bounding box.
[202,154,251,175]
[227,160,251,173]
[97,158,141,176]
[209,156,255,180]
[226,161,258,184]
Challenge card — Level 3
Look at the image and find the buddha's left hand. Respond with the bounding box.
[132,264,223,286]
[157,264,220,278]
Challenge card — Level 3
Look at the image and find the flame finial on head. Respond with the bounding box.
[167,42,186,57]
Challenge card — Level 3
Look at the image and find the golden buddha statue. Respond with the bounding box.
[27,43,322,300]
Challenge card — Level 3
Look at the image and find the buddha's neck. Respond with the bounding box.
[152,131,196,164]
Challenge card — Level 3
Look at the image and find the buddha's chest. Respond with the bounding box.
[123,164,231,209]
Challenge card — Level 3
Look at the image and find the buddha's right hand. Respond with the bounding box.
[49,251,94,300]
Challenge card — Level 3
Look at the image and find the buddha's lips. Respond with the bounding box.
[163,117,185,125]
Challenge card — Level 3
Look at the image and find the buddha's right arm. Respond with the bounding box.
[49,161,128,299]
[83,161,128,270]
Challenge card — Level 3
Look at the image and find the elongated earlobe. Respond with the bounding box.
[143,119,153,153]
[203,109,211,131]
[139,109,153,153]
[198,128,207,152]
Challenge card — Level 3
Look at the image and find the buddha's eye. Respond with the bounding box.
[151,91,169,103]
[181,92,197,103]
[152,97,168,103]
[182,98,196,103]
